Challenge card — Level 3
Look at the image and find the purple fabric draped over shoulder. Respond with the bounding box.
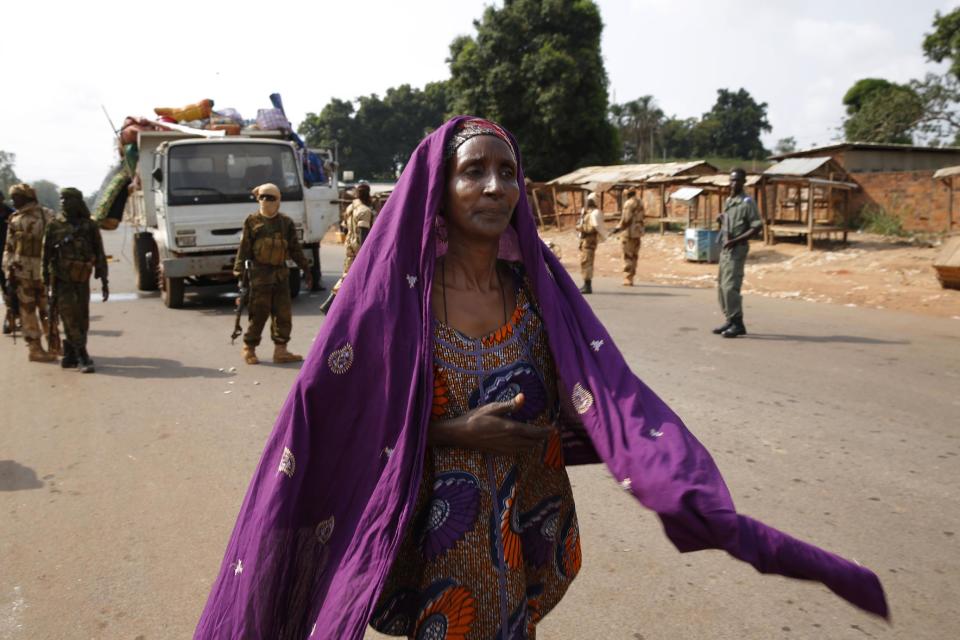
[194,117,887,640]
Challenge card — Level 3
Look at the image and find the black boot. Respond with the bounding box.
[319,292,336,315]
[579,280,592,295]
[721,322,747,339]
[2,312,11,335]
[60,342,79,368]
[77,347,95,373]
[712,321,732,335]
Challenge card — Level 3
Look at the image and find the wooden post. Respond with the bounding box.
[947,176,953,233]
[759,178,769,244]
[659,183,667,234]
[843,190,849,244]
[531,187,545,227]
[806,182,815,250]
[551,186,560,229]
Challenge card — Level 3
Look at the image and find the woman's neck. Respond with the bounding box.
[442,235,500,292]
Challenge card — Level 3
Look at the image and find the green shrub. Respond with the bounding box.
[857,204,906,236]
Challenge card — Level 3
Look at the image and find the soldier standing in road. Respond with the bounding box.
[3,183,59,361]
[576,191,606,294]
[42,188,109,373]
[713,168,763,338]
[611,188,644,286]
[1,191,16,335]
[319,181,375,314]
[234,183,313,365]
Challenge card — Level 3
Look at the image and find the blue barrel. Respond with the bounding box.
[685,228,720,263]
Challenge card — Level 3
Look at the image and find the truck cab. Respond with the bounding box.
[128,131,339,308]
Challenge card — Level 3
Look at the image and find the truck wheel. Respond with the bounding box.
[133,232,159,291]
[163,276,185,308]
[289,268,301,299]
[310,245,322,291]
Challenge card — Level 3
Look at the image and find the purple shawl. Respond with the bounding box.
[194,117,887,639]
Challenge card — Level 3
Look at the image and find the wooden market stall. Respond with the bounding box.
[761,157,859,249]
[933,165,960,233]
[544,161,718,231]
[689,173,763,229]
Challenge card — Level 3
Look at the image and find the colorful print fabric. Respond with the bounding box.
[372,268,580,639]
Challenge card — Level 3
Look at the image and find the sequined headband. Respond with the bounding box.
[444,118,516,161]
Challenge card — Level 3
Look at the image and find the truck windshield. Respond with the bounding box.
[167,142,303,205]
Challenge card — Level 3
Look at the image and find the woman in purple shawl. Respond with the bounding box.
[194,117,887,640]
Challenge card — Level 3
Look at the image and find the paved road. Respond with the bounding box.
[1,227,957,639]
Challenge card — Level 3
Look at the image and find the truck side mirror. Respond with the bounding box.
[152,167,163,183]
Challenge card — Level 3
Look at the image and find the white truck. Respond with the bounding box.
[126,130,340,308]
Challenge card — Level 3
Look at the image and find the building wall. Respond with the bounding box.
[841,150,960,173]
[851,170,954,233]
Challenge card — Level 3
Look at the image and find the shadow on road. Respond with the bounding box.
[89,329,123,337]
[0,460,44,491]
[93,356,233,379]
[748,333,909,345]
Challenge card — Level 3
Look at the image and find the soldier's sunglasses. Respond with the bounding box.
[258,194,277,202]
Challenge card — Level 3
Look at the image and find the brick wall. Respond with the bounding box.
[851,170,955,233]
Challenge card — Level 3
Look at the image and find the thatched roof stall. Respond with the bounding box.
[762,157,859,249]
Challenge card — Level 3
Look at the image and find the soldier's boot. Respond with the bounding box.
[242,345,260,365]
[622,277,633,287]
[273,343,303,364]
[77,347,96,373]
[712,321,732,335]
[28,341,57,363]
[318,292,336,315]
[579,280,592,295]
[48,339,63,357]
[2,311,11,335]
[721,322,747,339]
[60,342,79,369]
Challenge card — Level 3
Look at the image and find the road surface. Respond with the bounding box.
[1,226,957,639]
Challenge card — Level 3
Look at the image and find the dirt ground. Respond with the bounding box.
[541,227,960,319]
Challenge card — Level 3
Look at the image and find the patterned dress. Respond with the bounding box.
[371,267,581,640]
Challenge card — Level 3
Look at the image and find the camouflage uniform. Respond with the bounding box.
[617,195,644,284]
[234,211,308,348]
[3,199,56,355]
[333,198,375,294]
[717,192,763,326]
[42,212,107,357]
[576,202,605,284]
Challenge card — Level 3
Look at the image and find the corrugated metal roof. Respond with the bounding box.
[763,157,833,177]
[547,161,716,187]
[693,174,762,187]
[770,141,960,161]
[670,187,704,201]
[933,165,960,180]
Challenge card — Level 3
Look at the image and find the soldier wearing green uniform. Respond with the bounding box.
[234,183,312,365]
[42,188,109,373]
[714,169,763,338]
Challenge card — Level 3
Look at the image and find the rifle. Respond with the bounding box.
[231,259,252,343]
[3,272,19,344]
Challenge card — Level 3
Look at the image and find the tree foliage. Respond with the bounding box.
[774,137,797,155]
[697,88,771,158]
[298,83,449,180]
[32,180,61,211]
[446,0,618,179]
[842,78,923,143]
[0,150,19,199]
[923,7,960,79]
[609,96,664,162]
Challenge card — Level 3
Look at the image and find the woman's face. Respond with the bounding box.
[443,135,520,242]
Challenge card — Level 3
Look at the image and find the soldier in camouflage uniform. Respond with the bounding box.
[234,183,312,365]
[42,188,109,373]
[612,188,644,286]
[3,183,58,361]
[1,191,17,335]
[713,169,763,339]
[319,181,375,314]
[576,192,606,294]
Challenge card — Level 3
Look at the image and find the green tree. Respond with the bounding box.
[658,117,698,159]
[923,7,960,79]
[32,180,61,211]
[609,96,665,162]
[0,150,19,198]
[774,136,797,155]
[447,0,618,179]
[842,79,923,143]
[696,88,771,158]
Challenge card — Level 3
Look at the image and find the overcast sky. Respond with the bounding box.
[2,0,956,194]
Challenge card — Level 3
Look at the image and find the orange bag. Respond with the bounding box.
[154,99,214,122]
